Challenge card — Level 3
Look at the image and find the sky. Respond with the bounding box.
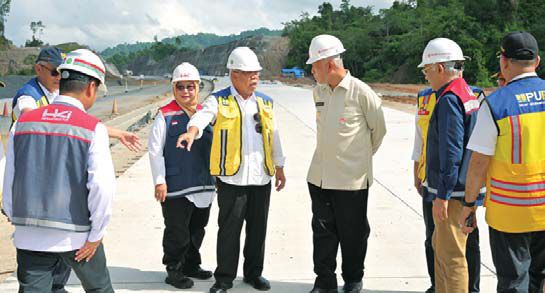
[5,0,395,51]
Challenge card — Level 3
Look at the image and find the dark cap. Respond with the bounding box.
[501,31,539,60]
[36,47,65,67]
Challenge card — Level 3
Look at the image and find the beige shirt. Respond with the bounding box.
[307,72,386,190]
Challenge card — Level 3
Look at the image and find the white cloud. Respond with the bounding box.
[5,0,394,51]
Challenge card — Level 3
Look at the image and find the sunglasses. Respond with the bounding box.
[40,64,59,77]
[175,84,196,91]
[253,113,262,133]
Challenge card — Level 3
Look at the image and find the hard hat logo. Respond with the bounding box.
[317,47,335,54]
[426,52,451,58]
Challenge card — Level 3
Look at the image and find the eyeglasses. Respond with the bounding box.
[39,64,59,77]
[421,65,435,75]
[233,70,260,77]
[253,113,262,133]
[175,84,196,91]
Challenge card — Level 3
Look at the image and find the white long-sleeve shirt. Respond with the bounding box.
[2,95,115,252]
[412,113,424,161]
[148,109,215,208]
[187,86,286,186]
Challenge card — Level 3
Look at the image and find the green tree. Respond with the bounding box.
[25,20,45,47]
[282,0,545,85]
[0,0,10,37]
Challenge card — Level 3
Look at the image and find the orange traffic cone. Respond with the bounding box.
[3,102,9,117]
[111,98,119,115]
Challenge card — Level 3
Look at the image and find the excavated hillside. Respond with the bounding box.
[124,35,290,79]
[0,47,40,75]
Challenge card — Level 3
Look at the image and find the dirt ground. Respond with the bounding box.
[0,216,15,282]
[369,82,424,95]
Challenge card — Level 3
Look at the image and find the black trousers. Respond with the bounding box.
[214,179,271,284]
[16,244,113,293]
[308,183,370,289]
[51,261,71,292]
[422,199,481,292]
[161,196,211,270]
[489,227,545,293]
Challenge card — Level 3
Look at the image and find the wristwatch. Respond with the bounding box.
[462,197,476,207]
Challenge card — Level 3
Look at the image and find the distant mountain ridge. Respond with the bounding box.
[101,27,282,58]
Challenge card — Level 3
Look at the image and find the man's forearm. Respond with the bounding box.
[465,152,491,202]
[106,126,120,139]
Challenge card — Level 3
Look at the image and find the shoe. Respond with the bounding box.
[310,288,338,293]
[165,269,194,289]
[183,265,213,280]
[342,281,362,292]
[209,281,233,293]
[243,276,271,291]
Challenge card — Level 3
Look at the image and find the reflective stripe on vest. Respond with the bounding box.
[209,87,275,176]
[508,116,522,164]
[485,76,545,233]
[10,217,91,232]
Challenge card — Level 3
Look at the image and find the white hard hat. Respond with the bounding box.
[226,47,262,71]
[418,38,466,68]
[306,34,346,65]
[171,62,200,83]
[57,49,107,91]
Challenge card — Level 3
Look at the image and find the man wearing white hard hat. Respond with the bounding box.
[2,49,115,292]
[306,34,386,293]
[177,47,286,293]
[418,38,483,293]
[148,62,214,289]
[413,43,484,293]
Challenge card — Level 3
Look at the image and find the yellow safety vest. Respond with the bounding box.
[416,89,436,182]
[485,77,545,233]
[209,88,275,176]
